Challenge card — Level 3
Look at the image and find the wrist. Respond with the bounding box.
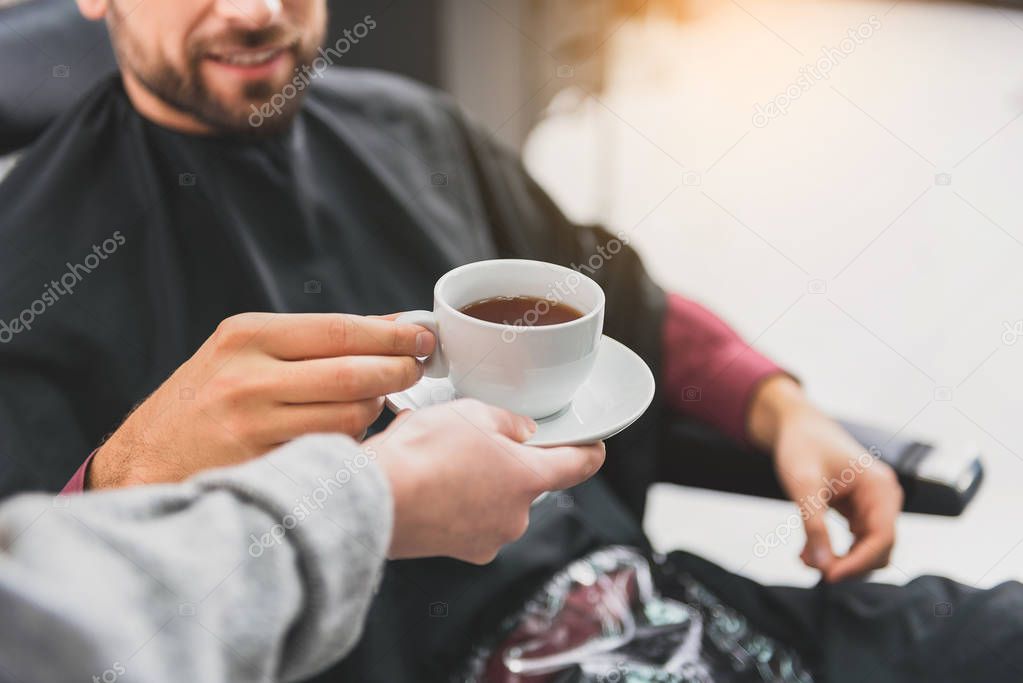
[86,440,127,489]
[371,442,419,559]
[87,424,152,489]
[747,374,811,451]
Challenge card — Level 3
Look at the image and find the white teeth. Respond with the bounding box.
[216,48,279,66]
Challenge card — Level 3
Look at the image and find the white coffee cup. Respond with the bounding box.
[397,259,605,419]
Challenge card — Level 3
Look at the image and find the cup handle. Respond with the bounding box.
[396,310,448,379]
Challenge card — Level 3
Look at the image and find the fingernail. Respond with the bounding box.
[415,331,431,356]
[521,418,537,440]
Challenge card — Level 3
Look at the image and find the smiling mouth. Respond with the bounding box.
[205,43,294,67]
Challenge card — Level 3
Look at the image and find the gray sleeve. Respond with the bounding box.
[0,434,392,683]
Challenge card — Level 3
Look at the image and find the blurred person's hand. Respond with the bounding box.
[371,400,606,564]
[88,312,433,488]
[749,375,903,583]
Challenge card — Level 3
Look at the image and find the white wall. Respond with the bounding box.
[523,0,1023,587]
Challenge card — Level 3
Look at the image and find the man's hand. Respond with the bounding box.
[371,400,606,565]
[749,375,903,582]
[89,313,434,489]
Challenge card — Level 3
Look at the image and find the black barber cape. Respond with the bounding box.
[0,71,667,680]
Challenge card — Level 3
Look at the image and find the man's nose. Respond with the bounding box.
[215,0,281,29]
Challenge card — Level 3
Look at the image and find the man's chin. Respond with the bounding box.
[239,96,304,136]
[202,86,305,136]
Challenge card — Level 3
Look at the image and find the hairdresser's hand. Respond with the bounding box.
[89,313,433,489]
[373,400,606,564]
[749,375,903,582]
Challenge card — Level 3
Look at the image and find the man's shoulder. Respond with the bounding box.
[0,76,145,275]
[306,68,458,128]
[0,76,138,220]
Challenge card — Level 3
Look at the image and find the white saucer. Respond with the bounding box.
[385,335,655,446]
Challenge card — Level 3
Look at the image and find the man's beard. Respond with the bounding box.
[108,9,320,136]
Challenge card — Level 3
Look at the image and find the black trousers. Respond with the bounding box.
[658,549,1023,683]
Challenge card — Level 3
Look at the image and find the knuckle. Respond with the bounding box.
[805,517,827,533]
[213,314,258,349]
[467,547,498,566]
[451,398,488,423]
[367,396,386,420]
[392,324,413,355]
[478,552,499,565]
[498,512,530,544]
[487,406,516,432]
[353,400,384,432]
[327,314,354,351]
[454,397,483,412]
[337,408,366,436]
[510,513,530,541]
[338,399,383,435]
[207,371,250,402]
[570,461,591,485]
[222,414,259,445]
[522,484,547,505]
[401,357,420,389]
[574,452,599,480]
[332,366,357,397]
[874,463,899,485]
[242,368,273,395]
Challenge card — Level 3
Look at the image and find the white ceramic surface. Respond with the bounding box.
[397,259,605,419]
[386,335,655,446]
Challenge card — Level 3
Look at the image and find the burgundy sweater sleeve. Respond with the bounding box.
[60,451,96,495]
[661,293,784,443]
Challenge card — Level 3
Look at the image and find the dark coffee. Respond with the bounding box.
[459,296,584,327]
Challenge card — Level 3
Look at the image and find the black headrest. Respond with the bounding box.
[0,0,117,156]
